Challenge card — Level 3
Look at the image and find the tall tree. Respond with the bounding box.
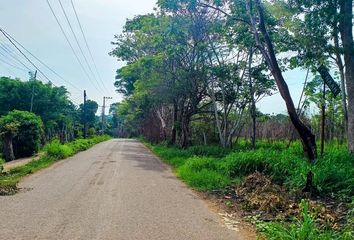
[338,0,354,153]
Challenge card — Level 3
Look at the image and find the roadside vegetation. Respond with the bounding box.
[0,76,116,194]
[147,141,354,239]
[109,0,354,238]
[0,135,110,195]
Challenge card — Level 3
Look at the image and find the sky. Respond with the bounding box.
[0,0,310,115]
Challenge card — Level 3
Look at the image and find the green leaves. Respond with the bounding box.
[0,110,44,158]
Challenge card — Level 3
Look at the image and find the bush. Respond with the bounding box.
[0,110,43,160]
[44,140,74,159]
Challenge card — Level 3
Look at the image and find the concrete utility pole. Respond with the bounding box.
[30,70,37,112]
[101,96,112,134]
[83,90,87,139]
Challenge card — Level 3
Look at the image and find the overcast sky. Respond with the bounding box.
[0,0,309,115]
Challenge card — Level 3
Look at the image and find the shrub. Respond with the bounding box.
[44,140,74,159]
[0,110,43,160]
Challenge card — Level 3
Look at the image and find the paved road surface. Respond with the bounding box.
[0,139,246,240]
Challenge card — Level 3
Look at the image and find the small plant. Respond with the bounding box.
[258,200,352,240]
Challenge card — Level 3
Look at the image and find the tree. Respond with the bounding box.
[338,0,354,153]
[0,77,78,141]
[0,110,43,161]
[79,100,98,130]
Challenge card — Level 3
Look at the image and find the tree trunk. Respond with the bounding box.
[339,0,354,153]
[248,0,317,192]
[248,48,256,148]
[179,117,191,148]
[3,133,15,162]
[170,102,178,145]
[249,0,317,162]
[334,29,348,132]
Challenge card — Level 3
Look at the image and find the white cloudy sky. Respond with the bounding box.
[0,0,309,115]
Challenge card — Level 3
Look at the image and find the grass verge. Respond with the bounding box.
[145,140,354,239]
[0,135,111,195]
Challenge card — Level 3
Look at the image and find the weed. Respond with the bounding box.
[258,200,353,240]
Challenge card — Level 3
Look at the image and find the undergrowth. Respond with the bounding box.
[258,200,353,240]
[146,140,354,239]
[0,135,111,195]
[149,141,354,196]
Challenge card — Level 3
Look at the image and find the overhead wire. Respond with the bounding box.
[0,42,32,71]
[57,0,107,94]
[0,56,28,72]
[45,0,104,95]
[0,28,81,105]
[0,62,18,76]
[70,0,110,94]
[0,32,82,92]
[0,28,55,83]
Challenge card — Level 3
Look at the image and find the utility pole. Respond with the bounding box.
[83,90,87,139]
[30,70,37,112]
[101,96,112,134]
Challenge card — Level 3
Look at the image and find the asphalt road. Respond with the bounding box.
[0,139,246,240]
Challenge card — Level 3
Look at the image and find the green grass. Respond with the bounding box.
[146,141,354,240]
[146,140,354,239]
[147,141,354,195]
[0,158,4,173]
[176,157,230,191]
[0,135,111,195]
[258,200,353,240]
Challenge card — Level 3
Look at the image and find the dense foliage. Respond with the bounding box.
[0,110,43,160]
[0,77,102,160]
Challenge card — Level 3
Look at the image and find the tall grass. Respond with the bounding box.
[147,141,354,239]
[148,141,354,196]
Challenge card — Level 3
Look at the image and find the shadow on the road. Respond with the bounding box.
[120,143,168,173]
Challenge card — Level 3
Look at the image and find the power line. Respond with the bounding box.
[0,28,80,106]
[0,34,81,92]
[0,28,53,83]
[45,0,104,95]
[0,43,32,71]
[0,62,18,76]
[57,0,106,94]
[0,56,28,72]
[70,0,110,93]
